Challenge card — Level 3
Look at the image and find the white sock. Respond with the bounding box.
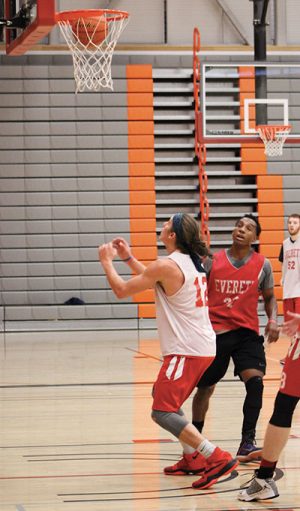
[180,440,196,455]
[196,439,216,458]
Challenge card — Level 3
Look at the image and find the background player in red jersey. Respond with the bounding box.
[164,214,279,477]
[238,311,300,501]
[99,213,238,490]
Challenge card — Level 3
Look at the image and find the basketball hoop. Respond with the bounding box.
[256,125,291,157]
[56,9,129,93]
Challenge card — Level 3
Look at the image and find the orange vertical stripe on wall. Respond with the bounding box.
[127,64,156,320]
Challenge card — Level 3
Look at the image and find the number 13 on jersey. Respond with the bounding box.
[194,276,208,308]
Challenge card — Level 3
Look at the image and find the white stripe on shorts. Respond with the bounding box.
[166,356,177,379]
[173,356,185,380]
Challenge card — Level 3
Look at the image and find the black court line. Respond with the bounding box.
[1,441,175,449]
[0,376,280,389]
[62,474,241,502]
[4,434,300,451]
[58,468,284,499]
[0,381,154,389]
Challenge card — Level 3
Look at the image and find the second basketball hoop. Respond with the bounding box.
[56,9,129,93]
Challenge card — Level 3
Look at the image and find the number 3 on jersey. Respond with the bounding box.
[194,276,208,308]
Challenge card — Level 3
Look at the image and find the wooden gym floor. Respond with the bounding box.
[0,329,299,511]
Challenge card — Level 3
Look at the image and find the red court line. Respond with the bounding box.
[126,347,162,362]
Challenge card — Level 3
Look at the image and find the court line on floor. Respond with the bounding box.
[125,347,162,362]
[0,376,280,389]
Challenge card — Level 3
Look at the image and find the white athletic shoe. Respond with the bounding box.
[238,476,279,501]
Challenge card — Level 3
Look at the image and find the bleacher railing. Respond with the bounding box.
[193,27,210,247]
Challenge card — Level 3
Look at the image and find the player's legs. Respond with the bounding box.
[238,392,299,502]
[232,329,266,460]
[192,332,232,432]
[238,337,300,501]
[192,384,215,432]
[281,298,300,365]
[152,354,213,456]
[153,355,238,486]
[238,368,264,453]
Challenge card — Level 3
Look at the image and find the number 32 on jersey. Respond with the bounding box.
[194,276,208,308]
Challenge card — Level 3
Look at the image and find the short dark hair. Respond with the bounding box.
[288,213,300,221]
[237,214,261,237]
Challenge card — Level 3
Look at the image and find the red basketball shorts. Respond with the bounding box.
[152,354,214,412]
[283,297,300,324]
[280,335,300,398]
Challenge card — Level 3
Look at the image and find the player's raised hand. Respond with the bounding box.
[112,237,132,261]
[98,242,117,264]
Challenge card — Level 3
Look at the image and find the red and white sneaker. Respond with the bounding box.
[164,451,207,475]
[192,447,239,489]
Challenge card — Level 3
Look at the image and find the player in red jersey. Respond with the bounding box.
[238,311,300,501]
[99,213,238,490]
[164,215,279,477]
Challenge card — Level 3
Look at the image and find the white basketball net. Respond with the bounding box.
[257,125,291,157]
[57,12,129,93]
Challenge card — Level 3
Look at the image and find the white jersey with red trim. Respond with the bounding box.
[282,236,300,299]
[155,251,216,357]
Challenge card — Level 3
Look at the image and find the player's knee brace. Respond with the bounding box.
[269,391,299,428]
[151,409,188,438]
[244,376,264,409]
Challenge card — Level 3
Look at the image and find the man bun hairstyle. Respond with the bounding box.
[171,213,209,271]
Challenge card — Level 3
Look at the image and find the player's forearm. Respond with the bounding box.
[125,256,146,275]
[101,260,128,298]
[264,294,278,322]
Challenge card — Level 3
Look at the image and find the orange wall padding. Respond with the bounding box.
[127,64,157,319]
[239,68,284,314]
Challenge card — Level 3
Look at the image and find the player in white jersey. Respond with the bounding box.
[98,213,239,490]
[279,213,300,318]
[278,213,300,365]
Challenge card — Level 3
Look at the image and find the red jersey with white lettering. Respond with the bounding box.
[208,249,265,333]
[280,334,300,397]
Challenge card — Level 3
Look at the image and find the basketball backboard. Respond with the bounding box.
[201,62,300,144]
[5,0,55,55]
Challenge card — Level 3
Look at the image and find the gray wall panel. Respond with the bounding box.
[5,304,137,321]
[1,290,131,305]
[0,57,144,328]
[283,189,300,202]
[0,191,128,206]
[1,259,127,275]
[283,175,300,187]
[0,162,129,177]
[0,177,129,192]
